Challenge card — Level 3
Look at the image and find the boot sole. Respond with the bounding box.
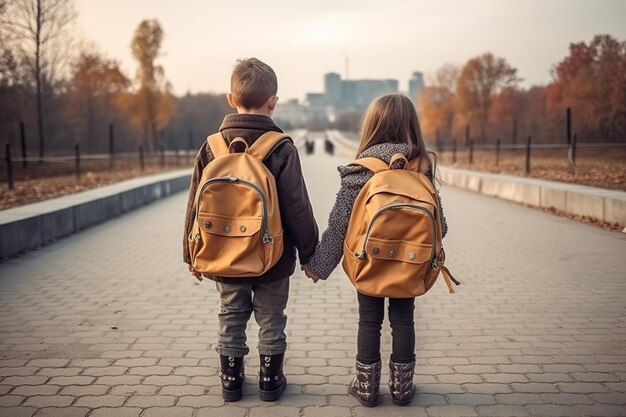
[259,380,286,401]
[222,387,242,402]
[348,386,378,407]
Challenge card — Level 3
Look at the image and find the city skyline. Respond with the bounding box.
[75,0,626,101]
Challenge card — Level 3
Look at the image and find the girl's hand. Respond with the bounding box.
[301,264,320,283]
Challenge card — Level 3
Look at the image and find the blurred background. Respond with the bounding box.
[0,0,625,209]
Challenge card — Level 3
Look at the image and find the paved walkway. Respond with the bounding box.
[0,141,625,417]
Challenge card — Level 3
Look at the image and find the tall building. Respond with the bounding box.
[323,73,399,112]
[324,73,342,107]
[408,71,424,108]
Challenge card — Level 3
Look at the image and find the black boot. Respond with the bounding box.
[259,353,286,401]
[348,359,381,407]
[219,355,245,402]
[388,360,416,406]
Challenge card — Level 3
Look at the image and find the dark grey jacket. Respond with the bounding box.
[306,143,448,280]
[183,113,319,283]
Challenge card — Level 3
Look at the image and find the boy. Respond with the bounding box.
[182,58,319,402]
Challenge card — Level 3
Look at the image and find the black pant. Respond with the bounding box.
[356,292,416,364]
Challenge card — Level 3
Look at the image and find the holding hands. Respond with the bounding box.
[301,264,321,284]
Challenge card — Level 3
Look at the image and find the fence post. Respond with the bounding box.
[109,123,114,170]
[75,143,80,180]
[512,118,517,148]
[139,146,145,171]
[566,107,572,144]
[160,144,165,168]
[568,133,577,174]
[469,139,474,166]
[496,138,501,168]
[525,135,531,175]
[20,121,27,169]
[452,140,457,164]
[465,125,470,148]
[5,142,13,190]
[175,142,180,167]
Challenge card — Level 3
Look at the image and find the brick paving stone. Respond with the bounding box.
[73,395,126,407]
[413,393,447,406]
[95,375,143,385]
[125,394,177,407]
[32,408,89,417]
[495,393,546,404]
[159,384,206,396]
[1,376,48,385]
[88,408,142,417]
[196,406,247,417]
[462,383,512,394]
[58,385,109,396]
[0,407,36,417]
[556,382,609,393]
[22,395,74,407]
[448,392,500,407]
[249,405,302,417]
[0,366,39,376]
[47,376,94,386]
[576,404,626,416]
[142,407,194,417]
[36,367,82,377]
[425,405,478,416]
[475,405,530,416]
[525,404,581,416]
[590,392,626,404]
[11,385,61,396]
[128,366,172,376]
[302,406,352,417]
[0,394,25,406]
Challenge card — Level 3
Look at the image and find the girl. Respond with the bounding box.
[302,93,448,407]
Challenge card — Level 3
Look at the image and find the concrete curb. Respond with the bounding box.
[0,169,192,259]
[440,166,626,228]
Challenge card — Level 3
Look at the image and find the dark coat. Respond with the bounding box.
[183,113,319,283]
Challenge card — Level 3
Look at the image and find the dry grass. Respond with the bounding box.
[0,155,191,210]
[439,146,626,191]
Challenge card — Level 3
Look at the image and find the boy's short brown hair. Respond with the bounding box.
[230,58,278,109]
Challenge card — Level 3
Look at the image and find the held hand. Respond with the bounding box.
[188,264,203,282]
[301,264,320,284]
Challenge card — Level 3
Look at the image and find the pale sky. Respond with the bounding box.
[76,0,626,101]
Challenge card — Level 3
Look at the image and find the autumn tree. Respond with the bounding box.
[547,34,626,141]
[2,0,77,160]
[127,19,174,150]
[419,64,459,143]
[455,53,519,142]
[65,51,130,152]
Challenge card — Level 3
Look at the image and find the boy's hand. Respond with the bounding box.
[188,264,203,282]
[301,264,320,283]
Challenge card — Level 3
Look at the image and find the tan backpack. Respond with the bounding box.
[188,131,291,277]
[342,153,460,297]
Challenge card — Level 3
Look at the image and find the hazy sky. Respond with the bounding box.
[76,0,626,101]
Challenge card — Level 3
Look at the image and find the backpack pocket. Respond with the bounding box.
[191,213,265,276]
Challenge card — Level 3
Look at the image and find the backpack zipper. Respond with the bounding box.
[195,176,273,244]
[356,203,436,268]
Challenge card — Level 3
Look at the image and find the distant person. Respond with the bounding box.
[302,94,449,407]
[183,57,319,402]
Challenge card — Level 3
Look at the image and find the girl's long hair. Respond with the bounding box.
[356,94,436,175]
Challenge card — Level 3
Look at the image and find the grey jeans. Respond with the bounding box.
[215,278,289,357]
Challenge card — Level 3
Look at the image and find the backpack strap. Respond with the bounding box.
[248,131,292,161]
[349,157,389,174]
[207,133,229,158]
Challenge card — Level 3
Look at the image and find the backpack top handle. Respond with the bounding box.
[228,137,249,154]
